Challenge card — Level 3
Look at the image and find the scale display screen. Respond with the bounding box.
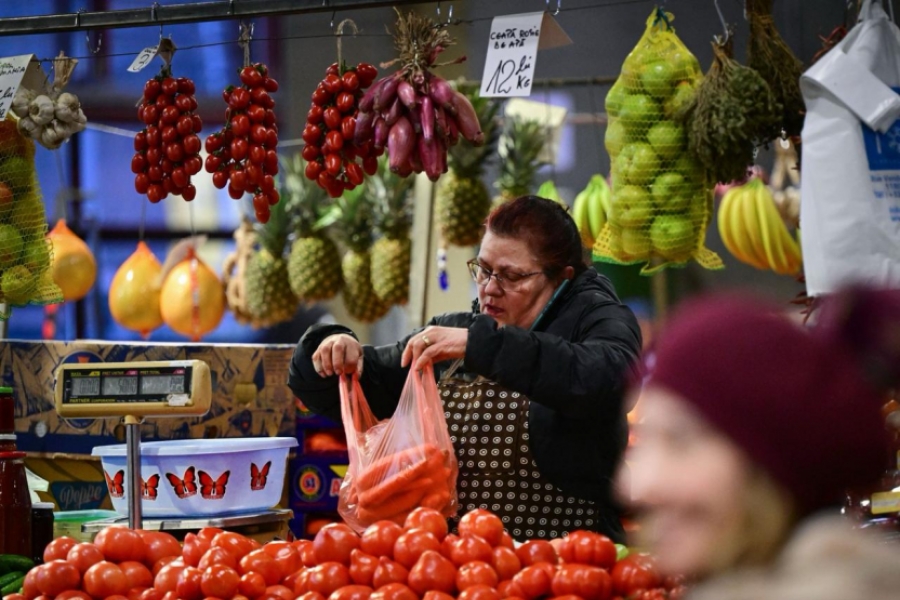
[62,367,190,404]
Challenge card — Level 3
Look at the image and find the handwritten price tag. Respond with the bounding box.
[480,12,544,98]
[0,55,35,120]
[128,46,159,73]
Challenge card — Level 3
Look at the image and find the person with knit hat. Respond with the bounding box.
[619,285,900,600]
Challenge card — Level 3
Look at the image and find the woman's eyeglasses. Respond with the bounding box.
[466,260,544,291]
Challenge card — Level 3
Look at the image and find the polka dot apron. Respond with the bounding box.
[439,361,602,540]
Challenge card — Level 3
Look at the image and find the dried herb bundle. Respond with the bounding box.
[746,0,805,137]
[680,34,781,184]
[387,8,457,86]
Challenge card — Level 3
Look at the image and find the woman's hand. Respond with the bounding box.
[401,326,467,370]
[313,334,364,377]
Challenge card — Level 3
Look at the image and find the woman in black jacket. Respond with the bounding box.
[288,196,642,541]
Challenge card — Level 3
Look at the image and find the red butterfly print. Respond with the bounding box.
[104,469,124,499]
[141,474,160,500]
[198,470,230,500]
[250,461,271,491]
[165,466,198,499]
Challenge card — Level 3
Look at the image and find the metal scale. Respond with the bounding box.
[54,360,292,538]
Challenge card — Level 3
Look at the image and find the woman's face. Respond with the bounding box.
[619,386,754,579]
[475,231,557,329]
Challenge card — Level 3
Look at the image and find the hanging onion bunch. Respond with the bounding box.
[746,0,805,138]
[679,34,781,184]
[354,9,484,181]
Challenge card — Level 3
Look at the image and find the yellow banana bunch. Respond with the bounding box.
[572,175,611,249]
[717,178,802,276]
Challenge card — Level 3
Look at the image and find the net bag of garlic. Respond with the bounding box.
[594,9,722,275]
[0,115,62,315]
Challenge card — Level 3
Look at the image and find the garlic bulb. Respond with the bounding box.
[73,108,87,125]
[40,123,65,149]
[54,92,81,123]
[16,116,39,139]
[28,95,55,126]
[11,88,34,119]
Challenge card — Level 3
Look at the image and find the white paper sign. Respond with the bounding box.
[480,12,543,98]
[0,55,35,119]
[128,46,159,73]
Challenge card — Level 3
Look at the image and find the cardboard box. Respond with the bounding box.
[295,398,340,430]
[24,453,113,511]
[288,510,340,540]
[288,454,347,512]
[0,340,297,454]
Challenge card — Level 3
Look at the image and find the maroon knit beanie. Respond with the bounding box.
[645,288,896,516]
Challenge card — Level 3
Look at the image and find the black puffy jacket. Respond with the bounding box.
[288,267,642,540]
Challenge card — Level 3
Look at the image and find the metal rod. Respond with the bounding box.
[0,0,424,36]
[125,419,143,530]
[0,305,7,339]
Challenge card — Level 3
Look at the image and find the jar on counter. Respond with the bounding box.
[31,502,54,565]
[0,451,32,557]
[0,386,13,435]
[0,434,15,452]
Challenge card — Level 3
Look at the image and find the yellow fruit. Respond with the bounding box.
[48,219,96,302]
[159,249,225,340]
[109,241,164,338]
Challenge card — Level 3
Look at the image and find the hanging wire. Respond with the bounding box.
[151,2,163,40]
[713,0,730,42]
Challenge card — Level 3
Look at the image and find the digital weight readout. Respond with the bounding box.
[63,368,190,404]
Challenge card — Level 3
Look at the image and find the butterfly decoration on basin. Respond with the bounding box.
[104,469,124,499]
[141,474,160,500]
[166,466,198,499]
[199,470,230,500]
[250,461,271,491]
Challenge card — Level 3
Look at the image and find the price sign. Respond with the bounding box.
[128,46,159,73]
[480,12,543,98]
[0,55,36,119]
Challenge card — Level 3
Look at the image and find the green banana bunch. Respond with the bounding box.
[572,175,612,249]
[537,180,566,206]
[717,178,802,275]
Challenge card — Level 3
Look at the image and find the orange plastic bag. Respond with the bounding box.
[338,365,458,532]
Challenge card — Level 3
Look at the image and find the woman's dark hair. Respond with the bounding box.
[485,195,586,278]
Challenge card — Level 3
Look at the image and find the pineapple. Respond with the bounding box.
[245,194,299,327]
[437,85,500,246]
[335,186,390,323]
[493,115,549,205]
[284,154,344,302]
[370,156,415,306]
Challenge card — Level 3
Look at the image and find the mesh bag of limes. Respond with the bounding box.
[0,115,61,316]
[594,9,722,275]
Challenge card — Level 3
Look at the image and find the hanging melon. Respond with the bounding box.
[108,241,163,338]
[159,247,225,340]
[47,219,96,301]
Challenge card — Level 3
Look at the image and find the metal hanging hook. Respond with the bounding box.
[77,9,102,54]
[546,0,561,16]
[437,2,454,25]
[151,2,163,41]
[713,0,730,42]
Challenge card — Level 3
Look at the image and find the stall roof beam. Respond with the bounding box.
[0,0,425,36]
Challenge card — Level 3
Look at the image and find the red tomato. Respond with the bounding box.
[127,587,148,600]
[183,533,210,567]
[53,592,91,600]
[153,562,184,593]
[457,585,501,600]
[138,588,165,600]
[231,114,251,137]
[312,87,331,107]
[120,561,154,589]
[557,531,616,569]
[201,564,240,598]
[241,66,264,88]
[239,571,268,598]
[323,107,342,130]
[368,583,417,600]
[175,566,204,600]
[160,78,178,96]
[144,79,161,100]
[551,564,612,600]
[448,535,493,566]
[301,144,319,162]
[212,169,229,189]
[296,593,326,600]
[230,88,251,109]
[491,546,522,581]
[250,87,273,108]
[66,542,105,574]
[239,549,281,586]
[305,562,351,596]
[515,540,558,566]
[183,134,201,155]
[161,105,180,125]
[21,567,39,600]
[35,561,80,597]
[141,104,159,125]
[327,585,373,600]
[264,77,279,93]
[139,531,182,567]
[370,558,408,590]
[456,561,499,590]
[145,126,161,147]
[459,510,505,547]
[336,92,355,113]
[43,536,77,562]
[324,153,342,177]
[134,173,150,194]
[302,124,322,145]
[198,546,238,571]
[304,160,323,182]
[349,549,378,587]
[152,556,181,577]
[95,526,147,564]
[422,592,455,600]
[498,532,515,549]
[341,117,356,141]
[307,106,324,125]
[342,71,360,92]
[407,550,456,596]
[83,561,129,598]
[511,563,556,600]
[262,541,300,580]
[323,74,343,95]
[610,554,661,597]
[176,115,193,136]
[231,137,249,161]
[356,64,377,86]
[404,508,448,541]
[344,161,364,186]
[439,534,458,560]
[263,584,294,600]
[393,529,441,570]
[265,149,279,174]
[177,77,196,95]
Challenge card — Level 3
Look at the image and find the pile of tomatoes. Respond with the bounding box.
[301,62,382,198]
[133,75,204,203]
[204,63,280,223]
[3,507,684,600]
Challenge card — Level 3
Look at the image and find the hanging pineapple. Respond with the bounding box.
[370,156,415,306]
[244,193,299,328]
[284,154,343,303]
[437,85,500,246]
[335,186,390,323]
[493,115,548,205]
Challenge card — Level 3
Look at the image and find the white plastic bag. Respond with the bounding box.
[800,0,900,296]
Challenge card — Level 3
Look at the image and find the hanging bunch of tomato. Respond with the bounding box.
[132,73,203,203]
[301,61,382,198]
[204,63,280,223]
